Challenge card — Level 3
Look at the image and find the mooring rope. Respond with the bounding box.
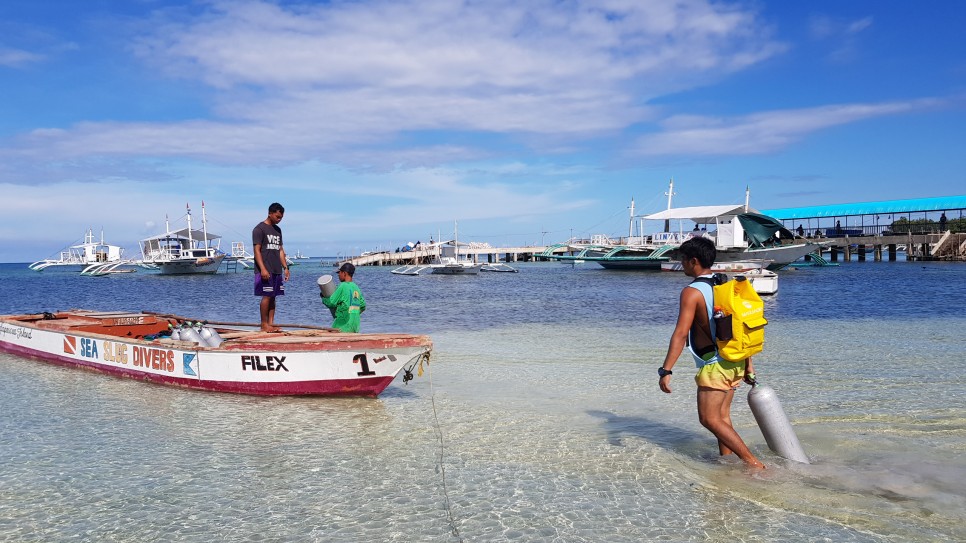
[427,356,464,543]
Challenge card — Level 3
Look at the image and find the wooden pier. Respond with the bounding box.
[818,232,966,262]
[341,245,570,267]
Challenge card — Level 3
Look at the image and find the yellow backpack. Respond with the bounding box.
[696,275,768,362]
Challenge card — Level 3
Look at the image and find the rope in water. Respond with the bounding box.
[427,355,463,542]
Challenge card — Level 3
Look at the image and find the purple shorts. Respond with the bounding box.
[254,273,285,297]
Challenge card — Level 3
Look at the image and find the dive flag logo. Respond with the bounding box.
[183,353,197,376]
[63,336,77,355]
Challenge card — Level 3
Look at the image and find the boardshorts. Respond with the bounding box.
[695,359,746,391]
[254,272,285,297]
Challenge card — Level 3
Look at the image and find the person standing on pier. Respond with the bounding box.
[940,212,947,232]
[253,202,289,332]
[657,237,764,469]
[321,263,366,332]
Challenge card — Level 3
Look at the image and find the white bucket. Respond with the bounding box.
[317,275,336,297]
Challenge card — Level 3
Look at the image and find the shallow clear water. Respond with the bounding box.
[1,260,964,542]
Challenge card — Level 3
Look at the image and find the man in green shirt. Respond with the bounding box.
[321,263,366,332]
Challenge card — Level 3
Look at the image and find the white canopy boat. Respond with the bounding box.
[544,183,823,271]
[139,203,226,274]
[392,222,513,275]
[29,229,126,272]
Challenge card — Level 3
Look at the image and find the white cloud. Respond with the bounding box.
[1,0,783,184]
[630,99,939,157]
[0,46,44,67]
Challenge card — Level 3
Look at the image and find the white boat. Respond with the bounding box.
[544,183,823,271]
[29,229,126,271]
[391,222,511,275]
[391,242,485,275]
[742,268,779,295]
[642,205,821,270]
[139,203,226,275]
[0,309,432,397]
[660,259,772,273]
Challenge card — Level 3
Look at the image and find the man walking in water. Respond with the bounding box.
[657,237,765,469]
[253,202,289,332]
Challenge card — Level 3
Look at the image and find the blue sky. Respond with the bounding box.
[3,0,965,261]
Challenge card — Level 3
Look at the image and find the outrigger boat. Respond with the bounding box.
[138,203,226,274]
[0,310,432,397]
[29,229,126,272]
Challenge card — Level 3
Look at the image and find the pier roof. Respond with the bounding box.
[762,195,966,220]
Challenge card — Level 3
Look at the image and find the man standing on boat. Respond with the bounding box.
[253,203,289,332]
[657,237,764,469]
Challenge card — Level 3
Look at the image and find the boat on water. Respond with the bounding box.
[392,222,515,275]
[392,242,485,275]
[642,205,821,269]
[29,229,126,271]
[743,268,779,295]
[0,309,432,397]
[660,259,772,273]
[138,203,227,274]
[544,183,823,271]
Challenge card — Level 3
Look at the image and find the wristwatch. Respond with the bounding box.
[658,367,672,377]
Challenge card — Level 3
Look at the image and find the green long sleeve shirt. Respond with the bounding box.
[321,281,366,332]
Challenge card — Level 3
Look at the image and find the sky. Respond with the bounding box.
[2,0,965,261]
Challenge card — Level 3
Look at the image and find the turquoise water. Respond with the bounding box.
[1,260,964,542]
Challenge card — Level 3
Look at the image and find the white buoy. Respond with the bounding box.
[747,383,810,464]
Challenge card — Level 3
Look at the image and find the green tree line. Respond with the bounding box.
[889,217,964,234]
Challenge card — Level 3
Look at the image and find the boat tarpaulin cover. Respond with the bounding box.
[737,213,795,248]
[643,205,755,222]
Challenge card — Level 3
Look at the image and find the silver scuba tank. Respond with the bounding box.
[198,323,224,348]
[747,383,810,464]
[178,321,204,345]
[168,323,182,341]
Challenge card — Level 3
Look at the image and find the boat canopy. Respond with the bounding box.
[643,205,757,223]
[737,213,796,247]
[140,228,221,242]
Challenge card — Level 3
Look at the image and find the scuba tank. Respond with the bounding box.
[198,322,224,348]
[747,382,810,464]
[178,321,204,345]
[168,322,182,341]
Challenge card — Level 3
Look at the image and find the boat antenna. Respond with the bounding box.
[745,185,750,212]
[186,203,195,256]
[628,198,635,239]
[664,178,676,232]
[201,201,210,253]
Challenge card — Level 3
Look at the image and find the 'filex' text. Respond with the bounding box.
[241,355,288,372]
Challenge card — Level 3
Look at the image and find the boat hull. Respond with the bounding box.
[430,264,482,275]
[0,311,432,397]
[154,253,226,275]
[716,243,818,270]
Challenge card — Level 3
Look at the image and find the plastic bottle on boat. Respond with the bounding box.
[178,322,204,345]
[198,322,224,348]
